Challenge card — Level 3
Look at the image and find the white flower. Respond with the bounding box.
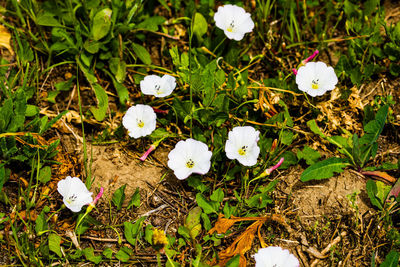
[253,247,300,267]
[214,4,254,41]
[122,104,157,139]
[295,61,338,97]
[57,176,93,212]
[167,139,212,180]
[225,126,260,166]
[140,74,176,98]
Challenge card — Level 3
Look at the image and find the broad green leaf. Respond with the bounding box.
[278,151,297,169]
[102,248,113,259]
[83,40,100,54]
[297,146,321,165]
[124,217,146,246]
[127,187,141,209]
[132,43,151,65]
[89,83,108,121]
[112,184,126,210]
[92,8,112,41]
[25,105,39,117]
[201,213,212,231]
[35,211,48,234]
[246,191,273,208]
[48,233,62,257]
[178,225,190,240]
[361,105,388,145]
[193,13,207,40]
[36,13,62,27]
[109,58,126,83]
[185,207,202,240]
[281,130,295,145]
[210,188,224,203]
[364,0,379,16]
[39,166,51,184]
[301,157,350,182]
[196,193,217,214]
[83,247,102,264]
[366,180,380,209]
[115,247,132,262]
[145,224,154,245]
[380,250,399,267]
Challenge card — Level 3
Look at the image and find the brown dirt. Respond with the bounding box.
[87,143,170,205]
[279,166,372,227]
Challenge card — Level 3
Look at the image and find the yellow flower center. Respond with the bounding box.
[155,84,162,95]
[311,79,319,90]
[66,194,77,204]
[186,159,195,168]
[238,145,248,156]
[137,120,144,128]
[227,21,235,33]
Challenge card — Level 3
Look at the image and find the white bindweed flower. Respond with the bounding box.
[295,61,338,97]
[253,246,300,267]
[167,139,212,180]
[214,4,254,41]
[225,126,260,166]
[140,74,176,98]
[122,104,157,139]
[57,176,93,212]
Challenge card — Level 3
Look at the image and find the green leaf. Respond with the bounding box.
[246,191,273,209]
[184,207,202,240]
[115,247,132,262]
[297,146,321,165]
[89,83,109,121]
[380,250,399,267]
[109,58,126,83]
[112,184,126,210]
[131,43,152,65]
[48,233,62,257]
[300,157,351,182]
[145,224,154,245]
[83,247,102,264]
[39,166,51,184]
[196,193,217,214]
[35,211,48,234]
[36,13,62,27]
[193,13,208,40]
[25,105,39,117]
[278,151,297,169]
[127,187,141,209]
[363,0,379,16]
[83,40,101,54]
[92,8,112,41]
[361,105,388,145]
[102,248,113,259]
[210,188,224,203]
[124,217,146,246]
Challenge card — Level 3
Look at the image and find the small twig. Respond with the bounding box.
[80,236,125,243]
[310,231,347,267]
[139,204,168,217]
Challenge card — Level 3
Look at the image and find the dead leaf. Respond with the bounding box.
[209,214,287,266]
[0,25,14,55]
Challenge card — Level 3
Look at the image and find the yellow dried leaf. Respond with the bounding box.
[0,24,13,55]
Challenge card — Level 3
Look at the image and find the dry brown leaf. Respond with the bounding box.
[0,25,14,55]
[209,214,287,266]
